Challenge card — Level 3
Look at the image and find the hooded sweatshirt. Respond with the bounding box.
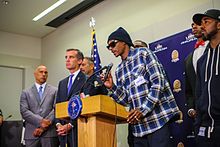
[196,43,220,132]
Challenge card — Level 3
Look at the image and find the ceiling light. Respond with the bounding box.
[33,0,67,21]
[2,0,9,5]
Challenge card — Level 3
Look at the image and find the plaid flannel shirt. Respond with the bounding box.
[110,47,180,137]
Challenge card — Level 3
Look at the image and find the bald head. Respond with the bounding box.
[34,65,48,85]
[133,40,148,48]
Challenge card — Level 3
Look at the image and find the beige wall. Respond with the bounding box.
[0,31,41,59]
[0,33,40,120]
[42,0,219,86]
[0,54,40,88]
[0,31,41,88]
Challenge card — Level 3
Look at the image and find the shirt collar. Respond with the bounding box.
[70,69,80,77]
[194,40,205,49]
[68,69,80,84]
[35,82,46,91]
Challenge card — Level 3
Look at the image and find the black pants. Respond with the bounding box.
[133,123,171,147]
[127,124,134,147]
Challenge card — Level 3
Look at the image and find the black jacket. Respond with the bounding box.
[83,75,108,96]
[185,52,197,110]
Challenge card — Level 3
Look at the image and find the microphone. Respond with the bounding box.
[103,63,113,82]
[4,114,12,120]
[79,63,113,94]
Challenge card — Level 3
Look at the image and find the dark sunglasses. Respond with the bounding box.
[106,40,118,50]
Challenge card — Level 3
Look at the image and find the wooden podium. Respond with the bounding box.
[56,95,128,147]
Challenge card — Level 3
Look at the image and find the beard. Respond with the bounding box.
[202,28,218,41]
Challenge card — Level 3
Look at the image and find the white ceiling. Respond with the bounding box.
[0,0,84,38]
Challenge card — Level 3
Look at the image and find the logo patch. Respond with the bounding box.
[68,95,82,120]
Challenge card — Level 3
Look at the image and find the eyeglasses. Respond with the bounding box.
[106,40,118,50]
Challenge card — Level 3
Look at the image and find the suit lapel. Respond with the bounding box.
[32,85,41,103]
[63,77,69,98]
[40,84,49,105]
[68,72,83,98]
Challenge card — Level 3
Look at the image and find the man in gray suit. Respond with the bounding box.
[20,65,59,147]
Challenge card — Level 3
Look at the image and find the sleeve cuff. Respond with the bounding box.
[111,84,117,91]
[139,106,149,117]
[108,84,117,96]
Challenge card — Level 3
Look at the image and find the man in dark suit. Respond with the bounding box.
[80,57,108,97]
[185,22,207,119]
[20,65,59,147]
[56,49,86,147]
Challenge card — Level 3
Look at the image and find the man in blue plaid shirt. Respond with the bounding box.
[104,27,180,147]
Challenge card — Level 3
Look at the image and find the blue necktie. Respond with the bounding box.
[68,74,74,95]
[39,86,43,101]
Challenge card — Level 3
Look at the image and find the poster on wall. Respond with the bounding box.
[149,29,197,147]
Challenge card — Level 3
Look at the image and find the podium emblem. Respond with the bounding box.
[68,95,82,120]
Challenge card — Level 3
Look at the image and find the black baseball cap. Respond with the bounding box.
[193,9,220,25]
